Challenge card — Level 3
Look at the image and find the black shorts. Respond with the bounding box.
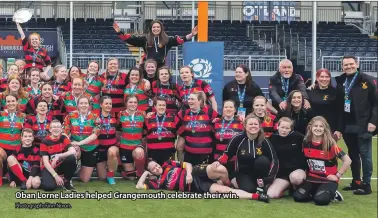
[97,146,110,163]
[81,148,100,167]
[276,169,294,181]
[190,164,214,194]
[148,148,175,165]
[119,148,134,164]
[235,172,258,193]
[1,148,15,175]
[184,153,210,165]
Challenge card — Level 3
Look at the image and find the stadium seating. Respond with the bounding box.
[0,17,376,63]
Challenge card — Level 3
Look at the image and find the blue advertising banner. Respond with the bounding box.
[243,1,296,22]
[0,31,58,58]
[183,42,224,112]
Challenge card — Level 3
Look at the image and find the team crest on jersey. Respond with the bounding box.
[362,82,368,89]
[241,150,246,155]
[264,116,271,123]
[256,147,262,155]
[323,95,328,100]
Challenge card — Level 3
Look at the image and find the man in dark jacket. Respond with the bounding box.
[335,55,377,195]
[269,59,310,110]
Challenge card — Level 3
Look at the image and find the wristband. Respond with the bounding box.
[53,173,58,177]
[336,172,342,178]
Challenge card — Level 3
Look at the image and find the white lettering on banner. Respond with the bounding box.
[189,58,212,79]
[243,5,296,17]
[308,159,326,173]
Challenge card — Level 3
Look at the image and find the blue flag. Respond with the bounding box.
[183,42,224,112]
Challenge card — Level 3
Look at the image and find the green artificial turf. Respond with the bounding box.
[0,139,377,218]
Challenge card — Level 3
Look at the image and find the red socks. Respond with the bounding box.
[107,171,114,178]
[134,157,146,177]
[10,165,27,182]
[251,193,260,200]
[224,180,231,187]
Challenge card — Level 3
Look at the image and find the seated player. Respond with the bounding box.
[293,116,352,206]
[7,128,41,190]
[136,160,270,203]
[40,119,77,191]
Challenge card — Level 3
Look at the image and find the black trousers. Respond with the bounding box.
[293,181,338,206]
[235,156,271,193]
[41,154,77,191]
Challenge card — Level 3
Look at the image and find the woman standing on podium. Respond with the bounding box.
[113,20,198,70]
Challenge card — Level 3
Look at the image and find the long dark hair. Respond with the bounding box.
[147,20,169,47]
[282,90,304,117]
[236,64,253,91]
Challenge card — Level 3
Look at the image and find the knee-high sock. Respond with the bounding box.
[10,165,27,182]
[134,156,145,177]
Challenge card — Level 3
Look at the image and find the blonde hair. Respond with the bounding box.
[191,91,206,108]
[277,117,294,130]
[53,65,67,81]
[304,116,336,152]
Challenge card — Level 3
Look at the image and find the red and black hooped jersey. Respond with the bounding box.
[258,113,278,138]
[303,141,345,183]
[177,79,214,107]
[144,160,188,192]
[177,106,219,155]
[213,117,244,160]
[40,135,71,169]
[151,81,180,115]
[99,71,128,114]
[26,97,66,123]
[22,38,52,71]
[12,145,40,169]
[0,78,7,93]
[144,113,180,150]
[49,80,71,97]
[98,114,118,147]
[24,115,53,148]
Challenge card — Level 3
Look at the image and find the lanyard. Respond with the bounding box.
[79,112,89,134]
[159,84,170,98]
[53,81,61,95]
[281,77,289,99]
[237,85,246,106]
[101,114,111,136]
[36,115,48,136]
[8,112,16,136]
[29,85,40,95]
[155,114,166,135]
[32,47,40,63]
[183,81,194,102]
[128,113,136,130]
[190,110,200,132]
[220,118,234,139]
[344,72,358,100]
[107,71,119,89]
[129,84,138,94]
[154,36,159,53]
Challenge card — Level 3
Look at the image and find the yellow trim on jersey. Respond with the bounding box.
[182,162,187,169]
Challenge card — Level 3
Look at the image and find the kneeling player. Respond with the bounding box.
[136,160,270,203]
[40,120,77,191]
[7,128,41,190]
